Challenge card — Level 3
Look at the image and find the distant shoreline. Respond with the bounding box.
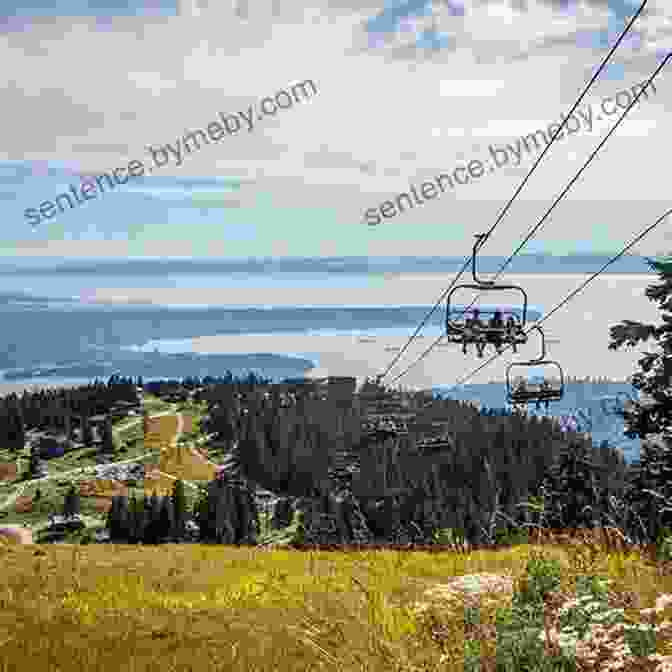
[81,272,656,308]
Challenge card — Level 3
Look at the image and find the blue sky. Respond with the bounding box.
[1,0,670,258]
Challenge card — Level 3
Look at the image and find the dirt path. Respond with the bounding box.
[172,413,184,448]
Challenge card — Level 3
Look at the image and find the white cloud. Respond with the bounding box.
[0,0,670,256]
[439,79,506,97]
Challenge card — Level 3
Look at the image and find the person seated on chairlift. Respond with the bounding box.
[540,379,554,397]
[535,380,552,411]
[488,309,505,354]
[513,378,528,396]
[505,314,519,353]
[462,309,485,357]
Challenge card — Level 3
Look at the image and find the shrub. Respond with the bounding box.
[655,525,672,562]
[495,526,530,547]
[519,551,562,605]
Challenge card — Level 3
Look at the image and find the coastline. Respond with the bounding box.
[0,272,659,394]
[82,273,657,308]
[188,330,650,390]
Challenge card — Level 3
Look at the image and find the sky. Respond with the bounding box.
[0,0,671,258]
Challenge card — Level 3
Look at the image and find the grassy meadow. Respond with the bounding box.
[3,532,672,671]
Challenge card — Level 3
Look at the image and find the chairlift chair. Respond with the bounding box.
[505,325,564,408]
[445,234,529,350]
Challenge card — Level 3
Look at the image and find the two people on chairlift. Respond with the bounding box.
[513,377,553,411]
[461,308,521,357]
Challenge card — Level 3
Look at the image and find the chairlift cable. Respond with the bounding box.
[452,47,670,323]
[386,48,670,386]
[453,205,672,388]
[389,205,672,387]
[378,0,650,383]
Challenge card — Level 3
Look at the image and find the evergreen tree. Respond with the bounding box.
[158,496,175,542]
[115,495,131,541]
[8,407,25,452]
[129,495,147,543]
[62,484,80,519]
[537,440,607,531]
[106,495,119,540]
[144,491,162,544]
[81,415,93,446]
[101,416,115,455]
[194,489,211,541]
[171,479,187,540]
[609,256,672,541]
[26,444,42,479]
[64,413,75,442]
[621,438,672,544]
[610,256,672,438]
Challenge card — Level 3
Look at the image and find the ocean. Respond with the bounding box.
[0,254,600,385]
[0,254,656,463]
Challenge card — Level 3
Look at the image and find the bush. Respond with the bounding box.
[495,526,530,547]
[432,527,466,546]
[289,510,306,545]
[655,525,672,562]
[518,551,562,605]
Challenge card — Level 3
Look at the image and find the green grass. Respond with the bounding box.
[2,534,672,671]
[143,395,176,414]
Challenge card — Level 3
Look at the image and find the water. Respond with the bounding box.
[0,256,553,385]
[0,256,650,463]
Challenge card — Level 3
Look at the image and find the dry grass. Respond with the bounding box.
[154,444,217,485]
[2,531,672,671]
[13,495,33,513]
[0,461,17,482]
[144,416,178,452]
[142,412,216,495]
[79,479,128,499]
[180,414,194,434]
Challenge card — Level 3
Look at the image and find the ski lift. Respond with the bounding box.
[506,325,564,409]
[446,233,529,352]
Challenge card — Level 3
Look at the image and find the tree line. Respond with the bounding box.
[0,375,141,453]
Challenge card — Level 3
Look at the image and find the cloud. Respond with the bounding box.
[0,0,669,258]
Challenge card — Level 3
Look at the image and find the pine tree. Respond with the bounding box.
[62,484,80,519]
[158,496,174,542]
[26,443,42,480]
[101,416,115,455]
[8,407,25,452]
[81,415,93,446]
[116,495,131,541]
[537,440,607,531]
[63,413,71,443]
[131,495,147,543]
[610,256,672,438]
[106,495,119,540]
[620,436,672,544]
[609,256,672,541]
[171,479,187,540]
[144,490,162,544]
[107,495,131,541]
[194,490,211,541]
